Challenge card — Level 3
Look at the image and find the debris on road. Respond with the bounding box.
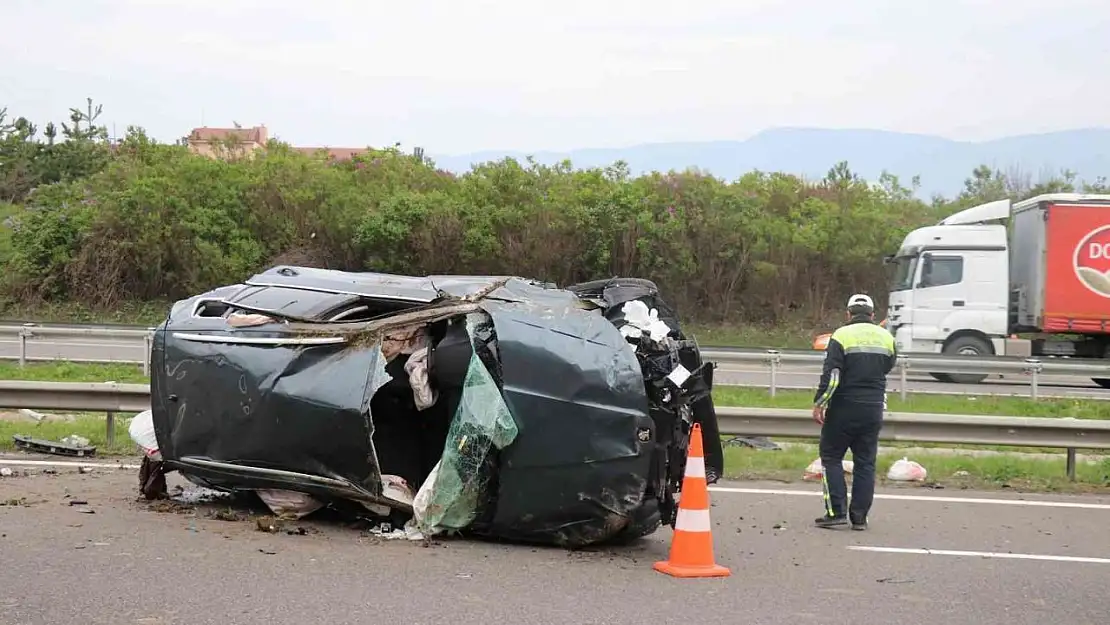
[12,434,97,457]
[887,457,929,482]
[133,270,725,548]
[802,457,854,481]
[0,467,12,477]
[724,436,782,451]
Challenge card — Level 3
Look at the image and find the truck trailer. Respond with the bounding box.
[885,193,1110,387]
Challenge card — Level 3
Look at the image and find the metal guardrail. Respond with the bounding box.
[1,324,1109,398]
[716,406,1110,481]
[0,381,1105,480]
[702,348,1110,399]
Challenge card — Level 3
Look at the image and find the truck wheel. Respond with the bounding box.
[1093,378,1110,390]
[939,336,993,385]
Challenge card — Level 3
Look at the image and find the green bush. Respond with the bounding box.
[2,100,1104,324]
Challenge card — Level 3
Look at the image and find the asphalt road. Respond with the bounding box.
[2,462,1109,625]
[0,330,1107,399]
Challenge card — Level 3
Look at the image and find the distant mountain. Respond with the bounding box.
[429,128,1110,199]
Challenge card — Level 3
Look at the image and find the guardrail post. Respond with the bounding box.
[898,355,909,402]
[143,328,154,376]
[1066,448,1077,481]
[1024,358,1042,400]
[766,349,780,397]
[19,323,33,368]
[106,410,116,447]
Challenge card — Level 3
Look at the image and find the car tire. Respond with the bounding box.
[939,335,993,385]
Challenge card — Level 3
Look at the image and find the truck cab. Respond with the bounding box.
[887,199,1011,366]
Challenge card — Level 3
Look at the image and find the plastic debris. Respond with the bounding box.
[60,435,90,448]
[887,457,928,482]
[128,410,160,458]
[618,300,671,343]
[802,457,855,481]
[256,489,324,519]
[381,474,415,507]
[404,346,437,410]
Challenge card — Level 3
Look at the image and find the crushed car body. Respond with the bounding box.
[139,266,724,547]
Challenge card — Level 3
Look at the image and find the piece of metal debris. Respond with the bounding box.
[724,436,782,451]
[12,434,97,457]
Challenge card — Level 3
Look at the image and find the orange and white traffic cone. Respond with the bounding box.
[653,422,731,578]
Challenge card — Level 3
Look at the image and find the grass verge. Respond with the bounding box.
[714,387,1108,419]
[0,361,149,384]
[724,446,1110,493]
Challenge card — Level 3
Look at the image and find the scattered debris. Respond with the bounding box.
[68,499,89,506]
[724,436,782,451]
[1,497,28,507]
[257,489,323,520]
[0,467,12,477]
[803,458,854,481]
[208,508,246,522]
[171,485,231,505]
[78,466,94,474]
[257,548,277,555]
[953,470,971,478]
[60,434,91,448]
[887,457,928,482]
[12,434,97,457]
[256,516,283,533]
[877,577,916,584]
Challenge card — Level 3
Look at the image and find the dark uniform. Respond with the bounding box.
[812,299,896,530]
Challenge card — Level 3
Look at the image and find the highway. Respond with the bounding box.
[1,460,1108,624]
[1,329,1106,399]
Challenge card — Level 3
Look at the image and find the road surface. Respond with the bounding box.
[1,459,1108,624]
[0,329,1106,399]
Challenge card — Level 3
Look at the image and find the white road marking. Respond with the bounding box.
[2,459,1109,512]
[0,459,142,470]
[709,486,1110,510]
[848,545,1110,564]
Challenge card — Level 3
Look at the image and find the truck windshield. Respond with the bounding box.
[890,255,918,292]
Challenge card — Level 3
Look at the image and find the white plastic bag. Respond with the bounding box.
[802,457,854,481]
[128,409,159,457]
[257,489,324,519]
[887,457,928,482]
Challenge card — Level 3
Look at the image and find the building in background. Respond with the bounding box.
[186,124,369,161]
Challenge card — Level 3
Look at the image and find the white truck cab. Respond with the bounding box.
[886,199,1012,382]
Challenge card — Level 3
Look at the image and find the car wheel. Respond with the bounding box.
[939,335,992,384]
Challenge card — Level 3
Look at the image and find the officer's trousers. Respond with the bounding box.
[819,399,883,520]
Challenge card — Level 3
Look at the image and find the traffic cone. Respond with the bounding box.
[653,423,731,578]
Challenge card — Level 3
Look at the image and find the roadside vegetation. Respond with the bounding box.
[3,99,1107,338]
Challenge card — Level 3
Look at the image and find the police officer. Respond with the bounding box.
[811,293,896,531]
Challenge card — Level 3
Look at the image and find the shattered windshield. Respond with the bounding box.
[890,255,918,292]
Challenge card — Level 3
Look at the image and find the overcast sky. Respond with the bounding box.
[2,0,1109,154]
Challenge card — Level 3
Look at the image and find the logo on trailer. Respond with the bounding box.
[1074,225,1110,298]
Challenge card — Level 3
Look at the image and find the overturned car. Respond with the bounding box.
[137,267,724,547]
